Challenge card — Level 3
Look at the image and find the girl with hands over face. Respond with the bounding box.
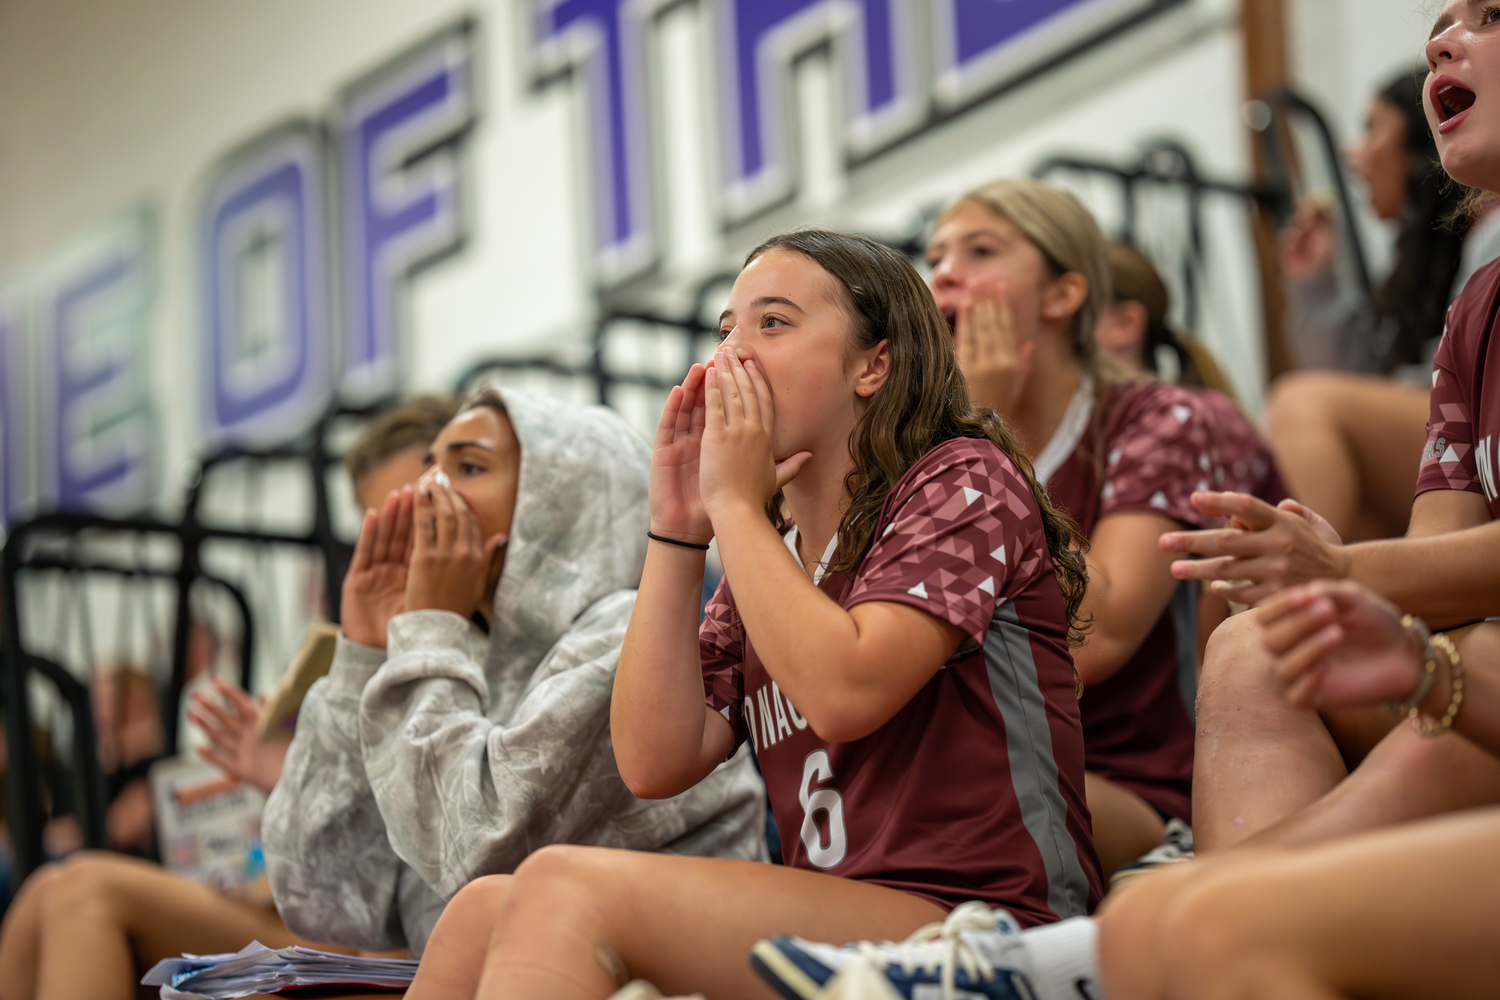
[928,179,1290,877]
[406,466,510,621]
[449,228,1104,1000]
[266,387,767,969]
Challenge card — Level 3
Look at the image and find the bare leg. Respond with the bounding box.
[470,846,945,1000]
[1243,722,1500,850]
[407,875,512,1000]
[1100,809,1500,998]
[1083,772,1165,879]
[1265,372,1428,542]
[0,851,299,1000]
[1192,614,1363,850]
[1158,809,1500,999]
[0,863,64,1000]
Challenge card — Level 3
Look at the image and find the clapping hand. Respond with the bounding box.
[1159,493,1348,605]
[188,677,288,795]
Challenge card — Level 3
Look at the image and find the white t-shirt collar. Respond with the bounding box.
[782,524,841,586]
[1032,376,1095,486]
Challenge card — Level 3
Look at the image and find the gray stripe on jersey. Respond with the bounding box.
[983,601,1092,919]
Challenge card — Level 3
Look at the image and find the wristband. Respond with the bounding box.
[647,530,710,551]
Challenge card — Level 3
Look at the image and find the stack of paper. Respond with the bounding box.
[142,941,418,998]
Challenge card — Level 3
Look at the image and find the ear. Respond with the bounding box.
[853,339,892,398]
[1095,301,1149,354]
[1040,271,1089,324]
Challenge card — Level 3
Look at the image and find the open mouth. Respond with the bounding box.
[941,308,957,336]
[1434,81,1476,122]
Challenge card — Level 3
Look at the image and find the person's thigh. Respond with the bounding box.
[1156,808,1500,1000]
[1265,372,1427,542]
[48,852,297,965]
[479,846,947,1000]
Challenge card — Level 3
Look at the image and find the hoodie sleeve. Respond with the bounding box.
[262,635,409,951]
[357,596,643,900]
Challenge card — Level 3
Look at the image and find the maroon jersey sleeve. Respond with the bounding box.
[844,438,1045,648]
[1417,303,1480,496]
[699,577,750,748]
[1098,384,1274,528]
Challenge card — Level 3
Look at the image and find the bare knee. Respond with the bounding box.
[38,852,127,926]
[444,875,511,927]
[1197,614,1279,719]
[0,862,65,948]
[1266,372,1340,439]
[508,845,610,907]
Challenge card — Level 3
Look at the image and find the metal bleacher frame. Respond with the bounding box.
[0,403,380,881]
[2,88,1353,885]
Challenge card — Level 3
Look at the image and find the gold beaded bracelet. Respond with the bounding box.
[1389,614,1436,719]
[1411,631,1465,737]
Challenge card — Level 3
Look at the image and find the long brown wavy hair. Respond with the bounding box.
[746,229,1091,647]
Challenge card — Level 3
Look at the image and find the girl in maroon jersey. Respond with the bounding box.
[402,229,1100,1000]
[924,178,1288,879]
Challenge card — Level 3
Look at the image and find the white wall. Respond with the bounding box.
[0,0,1441,486]
[0,0,1444,695]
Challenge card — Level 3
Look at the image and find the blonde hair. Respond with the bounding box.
[943,178,1113,373]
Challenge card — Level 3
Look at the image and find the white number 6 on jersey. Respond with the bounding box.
[798,750,847,869]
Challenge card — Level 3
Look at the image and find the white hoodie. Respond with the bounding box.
[262,389,767,955]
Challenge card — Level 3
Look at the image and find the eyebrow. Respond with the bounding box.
[719,295,806,323]
[1431,0,1482,39]
[442,440,497,454]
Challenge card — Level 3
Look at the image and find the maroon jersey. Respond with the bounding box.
[701,437,1102,925]
[1047,381,1287,821]
[1417,257,1500,513]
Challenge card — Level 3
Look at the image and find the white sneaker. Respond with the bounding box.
[750,901,1037,1000]
[607,980,705,1000]
[1108,818,1194,890]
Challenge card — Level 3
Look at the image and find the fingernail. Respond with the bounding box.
[433,470,451,489]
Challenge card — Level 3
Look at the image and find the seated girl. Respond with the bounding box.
[1268,69,1488,542]
[924,179,1287,876]
[262,386,768,960]
[402,228,1100,1000]
[0,395,460,1000]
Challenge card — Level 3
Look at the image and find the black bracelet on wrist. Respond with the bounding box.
[647,530,710,551]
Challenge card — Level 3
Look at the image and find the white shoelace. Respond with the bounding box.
[850,902,1009,1000]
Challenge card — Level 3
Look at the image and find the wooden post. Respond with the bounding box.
[1243,0,1295,382]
